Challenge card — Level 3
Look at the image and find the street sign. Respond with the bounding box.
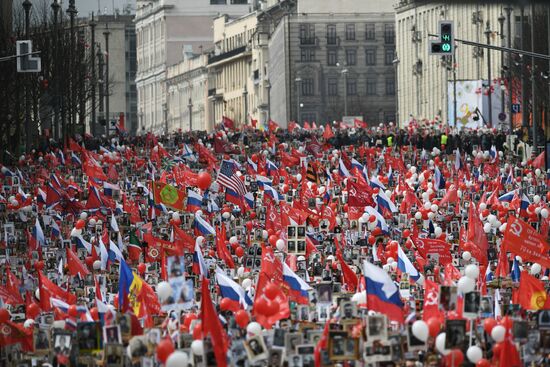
[16,40,41,73]
[429,21,455,55]
[512,104,521,114]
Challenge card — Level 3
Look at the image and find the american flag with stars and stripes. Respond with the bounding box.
[217,159,247,196]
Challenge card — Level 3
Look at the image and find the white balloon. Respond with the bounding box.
[196,236,205,246]
[93,260,101,270]
[80,212,88,220]
[229,236,238,244]
[462,251,472,261]
[172,212,180,221]
[390,262,397,270]
[157,281,173,302]
[533,195,541,204]
[435,333,450,355]
[479,203,487,211]
[423,202,431,210]
[35,288,40,300]
[466,345,483,363]
[434,227,443,237]
[262,230,269,240]
[351,291,367,304]
[499,223,507,232]
[242,278,252,289]
[296,173,302,182]
[483,223,492,233]
[246,322,262,337]
[535,169,542,177]
[382,264,391,272]
[276,239,285,252]
[237,266,245,277]
[386,257,394,264]
[430,204,438,212]
[191,340,204,355]
[166,351,189,367]
[535,207,542,215]
[412,320,429,342]
[487,214,497,224]
[491,325,506,342]
[457,276,475,293]
[541,208,549,219]
[428,212,435,220]
[24,319,34,328]
[531,263,542,275]
[465,264,480,280]
[70,228,82,237]
[414,212,422,220]
[88,218,97,227]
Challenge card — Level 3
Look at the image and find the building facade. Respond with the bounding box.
[269,1,397,127]
[165,53,209,132]
[395,1,503,127]
[135,0,250,134]
[90,15,137,136]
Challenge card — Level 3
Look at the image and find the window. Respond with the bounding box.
[327,24,337,45]
[385,78,395,95]
[210,0,226,4]
[327,78,338,96]
[302,78,314,96]
[302,113,317,124]
[365,48,376,65]
[384,48,395,65]
[366,79,377,95]
[300,24,315,45]
[366,23,375,40]
[346,79,357,96]
[385,112,396,123]
[345,24,355,40]
[301,48,315,62]
[327,49,338,66]
[346,49,357,66]
[384,23,395,44]
[230,0,247,3]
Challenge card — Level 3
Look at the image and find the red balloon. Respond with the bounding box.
[113,294,119,308]
[426,317,440,338]
[265,299,280,316]
[372,227,382,236]
[369,215,377,223]
[197,172,212,190]
[34,261,44,271]
[246,221,253,231]
[85,256,94,269]
[254,297,269,315]
[445,349,464,367]
[235,247,244,258]
[27,303,40,319]
[500,315,513,331]
[368,235,376,245]
[137,263,147,275]
[483,318,497,334]
[192,322,202,340]
[208,249,216,257]
[387,241,398,252]
[0,308,10,323]
[268,235,278,246]
[75,219,85,229]
[482,209,490,217]
[156,339,175,363]
[476,359,491,367]
[492,342,502,356]
[264,283,279,300]
[373,188,380,195]
[68,305,78,318]
[183,313,197,330]
[234,310,250,328]
[89,307,99,321]
[250,212,256,219]
[220,297,233,311]
[403,229,411,238]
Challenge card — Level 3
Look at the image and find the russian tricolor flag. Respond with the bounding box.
[193,242,209,278]
[103,182,119,197]
[498,190,516,202]
[434,166,445,191]
[256,175,272,189]
[283,262,312,304]
[244,192,255,209]
[264,184,283,203]
[365,206,389,233]
[194,213,215,236]
[363,260,404,323]
[187,190,203,212]
[108,239,124,262]
[376,190,397,213]
[1,167,15,177]
[37,188,47,204]
[51,220,61,239]
[34,218,46,247]
[338,159,350,178]
[489,145,497,163]
[397,244,420,282]
[369,176,386,190]
[71,152,82,166]
[266,159,278,175]
[247,157,258,173]
[519,193,530,217]
[215,268,252,310]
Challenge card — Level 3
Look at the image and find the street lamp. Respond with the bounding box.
[342,68,349,118]
[504,6,514,133]
[89,12,97,136]
[52,0,61,140]
[484,21,493,127]
[188,97,193,132]
[243,84,248,127]
[163,103,168,133]
[295,77,302,124]
[392,58,400,128]
[498,12,506,130]
[266,80,271,123]
[22,0,32,151]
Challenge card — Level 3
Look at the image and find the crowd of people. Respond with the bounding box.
[0,121,548,367]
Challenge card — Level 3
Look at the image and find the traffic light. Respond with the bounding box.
[429,20,454,55]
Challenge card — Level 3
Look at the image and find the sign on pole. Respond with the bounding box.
[16,40,41,73]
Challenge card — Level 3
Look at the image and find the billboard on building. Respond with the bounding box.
[447,80,504,131]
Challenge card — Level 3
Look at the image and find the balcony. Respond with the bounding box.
[208,45,247,65]
[326,36,340,46]
[300,36,317,46]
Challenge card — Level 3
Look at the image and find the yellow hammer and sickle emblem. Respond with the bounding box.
[531,291,547,310]
[159,185,179,205]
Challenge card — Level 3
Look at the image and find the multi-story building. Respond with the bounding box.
[269,0,397,128]
[165,53,209,132]
[90,15,137,135]
[135,0,250,134]
[395,1,503,128]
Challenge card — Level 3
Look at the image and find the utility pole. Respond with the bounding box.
[163,103,168,133]
[243,84,248,127]
[52,0,60,141]
[505,6,513,133]
[498,12,505,130]
[23,0,32,151]
[68,0,78,141]
[530,2,537,150]
[97,45,104,134]
[485,21,493,127]
[89,13,97,136]
[188,97,193,132]
[266,80,271,123]
[520,6,528,129]
[343,68,349,118]
[103,23,110,137]
[295,77,302,124]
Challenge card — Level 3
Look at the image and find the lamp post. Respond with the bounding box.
[295,77,302,124]
[530,2,537,149]
[504,6,513,134]
[22,0,32,151]
[485,21,493,127]
[243,84,248,127]
[51,0,60,140]
[139,109,143,134]
[103,24,110,137]
[163,103,168,133]
[89,13,97,136]
[498,12,505,130]
[342,68,349,118]
[188,97,193,132]
[392,58,400,128]
[266,80,271,123]
[97,45,104,133]
[67,0,78,139]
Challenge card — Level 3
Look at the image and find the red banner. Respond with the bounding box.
[412,237,452,265]
[502,217,550,268]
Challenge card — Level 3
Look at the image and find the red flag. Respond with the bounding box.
[39,272,77,310]
[253,245,290,328]
[265,200,283,236]
[288,121,298,133]
[201,278,229,367]
[346,179,374,207]
[322,124,335,140]
[0,321,34,351]
[354,118,367,128]
[334,237,358,292]
[502,216,550,268]
[66,247,91,277]
[466,203,488,264]
[107,165,119,181]
[152,182,186,211]
[222,116,235,130]
[216,225,235,269]
[411,237,452,265]
[422,279,443,321]
[82,153,107,181]
[517,271,550,310]
[268,119,279,133]
[532,151,544,169]
[172,225,195,254]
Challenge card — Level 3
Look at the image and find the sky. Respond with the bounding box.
[75,0,134,17]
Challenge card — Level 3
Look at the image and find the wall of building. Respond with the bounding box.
[395,2,503,127]
[268,16,289,126]
[297,0,395,14]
